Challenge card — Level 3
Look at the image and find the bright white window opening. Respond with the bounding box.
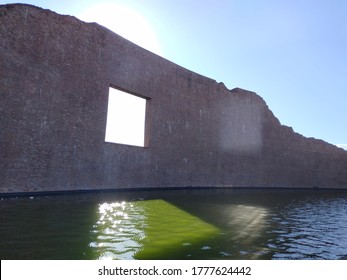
[105,87,147,147]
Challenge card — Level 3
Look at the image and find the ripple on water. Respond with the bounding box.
[269,196,347,260]
[1,189,346,260]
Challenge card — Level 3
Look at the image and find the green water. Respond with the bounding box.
[90,199,219,260]
[1,188,347,259]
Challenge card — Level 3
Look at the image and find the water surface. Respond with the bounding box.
[1,188,346,259]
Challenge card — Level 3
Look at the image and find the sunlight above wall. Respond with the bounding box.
[77,3,160,147]
[77,3,162,56]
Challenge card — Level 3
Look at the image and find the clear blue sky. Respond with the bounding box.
[2,0,347,147]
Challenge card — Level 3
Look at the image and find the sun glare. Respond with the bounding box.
[78,3,159,147]
[77,3,162,56]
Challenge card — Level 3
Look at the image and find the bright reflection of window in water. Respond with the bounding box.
[89,201,146,260]
[89,200,219,260]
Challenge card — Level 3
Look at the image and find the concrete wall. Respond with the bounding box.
[1,4,347,194]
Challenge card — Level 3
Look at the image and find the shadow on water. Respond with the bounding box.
[1,188,347,259]
[163,188,347,260]
[0,194,97,259]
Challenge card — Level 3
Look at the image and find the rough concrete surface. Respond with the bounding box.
[1,4,347,194]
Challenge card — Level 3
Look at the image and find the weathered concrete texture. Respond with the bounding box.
[1,4,347,193]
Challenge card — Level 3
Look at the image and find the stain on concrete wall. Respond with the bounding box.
[1,4,347,194]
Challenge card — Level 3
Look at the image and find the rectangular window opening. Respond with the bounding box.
[105,87,149,147]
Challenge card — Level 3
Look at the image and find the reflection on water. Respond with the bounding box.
[90,201,146,259]
[0,189,347,259]
[90,200,219,259]
[225,205,268,243]
[207,203,272,259]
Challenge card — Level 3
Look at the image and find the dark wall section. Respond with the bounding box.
[1,4,347,193]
